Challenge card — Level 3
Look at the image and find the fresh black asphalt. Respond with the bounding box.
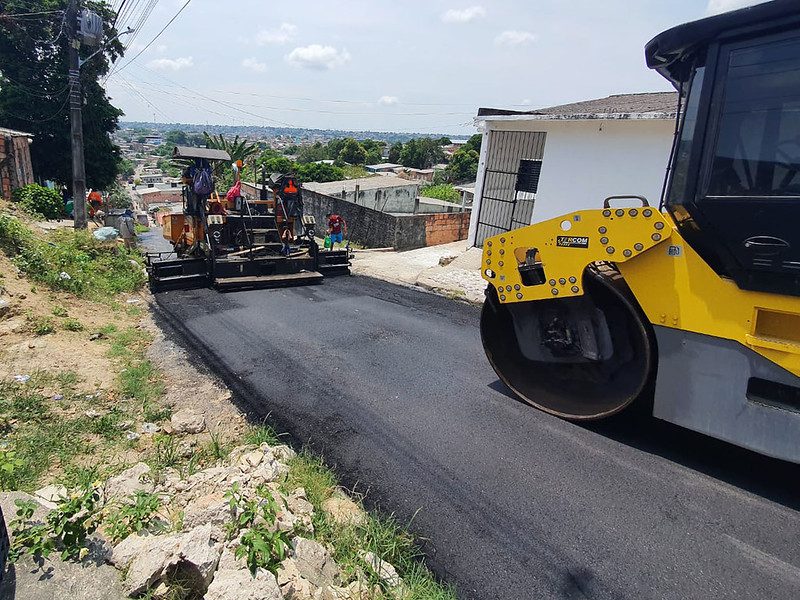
[153,275,800,600]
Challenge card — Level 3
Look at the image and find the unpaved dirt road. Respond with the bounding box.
[154,276,800,600]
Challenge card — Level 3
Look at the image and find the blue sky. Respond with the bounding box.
[105,0,763,134]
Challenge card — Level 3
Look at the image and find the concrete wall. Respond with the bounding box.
[468,118,674,244]
[303,189,469,250]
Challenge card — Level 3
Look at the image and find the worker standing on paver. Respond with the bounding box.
[326,212,347,248]
[118,209,137,250]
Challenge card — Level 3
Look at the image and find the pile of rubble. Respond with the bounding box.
[4,438,408,600]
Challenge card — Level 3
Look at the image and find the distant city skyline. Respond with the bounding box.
[105,0,765,135]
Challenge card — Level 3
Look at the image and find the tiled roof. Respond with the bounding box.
[478,92,678,120]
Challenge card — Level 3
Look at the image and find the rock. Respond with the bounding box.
[292,537,339,587]
[249,459,281,484]
[322,579,374,600]
[110,532,180,596]
[217,545,247,571]
[278,557,320,599]
[33,484,68,509]
[271,444,297,462]
[126,431,141,441]
[89,332,106,341]
[287,488,314,517]
[361,551,402,589]
[151,581,170,599]
[141,422,160,434]
[0,298,11,317]
[171,408,206,434]
[322,493,367,527]
[205,568,283,600]
[182,492,234,530]
[239,450,264,471]
[105,462,153,501]
[172,523,224,592]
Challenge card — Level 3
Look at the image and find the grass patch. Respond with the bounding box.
[26,313,56,335]
[62,317,84,332]
[0,213,145,300]
[243,423,281,447]
[280,453,337,510]
[281,451,456,599]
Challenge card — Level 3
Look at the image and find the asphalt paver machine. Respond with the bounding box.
[146,146,350,291]
[479,0,800,463]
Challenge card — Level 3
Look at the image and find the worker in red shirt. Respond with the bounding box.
[326,212,347,248]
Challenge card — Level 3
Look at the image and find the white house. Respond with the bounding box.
[468,92,678,246]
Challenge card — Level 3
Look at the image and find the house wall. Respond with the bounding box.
[468,118,674,244]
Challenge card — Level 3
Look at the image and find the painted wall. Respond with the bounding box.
[469,118,674,244]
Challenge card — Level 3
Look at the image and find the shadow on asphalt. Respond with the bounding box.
[488,378,800,512]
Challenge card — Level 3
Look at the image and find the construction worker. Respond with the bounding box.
[326,212,347,248]
[118,209,137,250]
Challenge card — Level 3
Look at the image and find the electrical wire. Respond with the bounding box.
[112,0,192,76]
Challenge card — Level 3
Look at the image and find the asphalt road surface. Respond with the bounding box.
[154,276,800,600]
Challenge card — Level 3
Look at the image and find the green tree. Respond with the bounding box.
[388,142,403,163]
[464,133,482,154]
[325,138,346,160]
[163,130,188,147]
[438,137,452,146]
[399,138,444,169]
[295,162,345,183]
[445,148,480,182]
[118,159,135,178]
[338,138,368,165]
[0,0,125,191]
[297,142,328,164]
[259,155,293,174]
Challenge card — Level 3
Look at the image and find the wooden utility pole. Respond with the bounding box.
[66,0,88,229]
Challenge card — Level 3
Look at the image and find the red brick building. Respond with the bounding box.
[0,127,34,200]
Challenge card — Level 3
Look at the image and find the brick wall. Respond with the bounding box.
[0,134,34,200]
[423,212,471,246]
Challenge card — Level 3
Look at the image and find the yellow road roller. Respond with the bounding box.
[480,0,800,463]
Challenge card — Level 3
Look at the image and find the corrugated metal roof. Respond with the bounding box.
[0,127,33,137]
[172,146,231,161]
[478,92,678,120]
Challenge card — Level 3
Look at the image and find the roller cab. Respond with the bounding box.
[479,0,800,463]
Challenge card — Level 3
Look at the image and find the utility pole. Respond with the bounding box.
[66,0,87,230]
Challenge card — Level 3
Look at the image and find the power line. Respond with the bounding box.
[112,0,192,75]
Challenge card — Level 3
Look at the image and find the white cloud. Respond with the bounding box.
[706,0,765,14]
[155,44,168,54]
[286,45,350,70]
[147,56,194,71]
[441,6,486,23]
[257,23,297,45]
[494,30,537,46]
[378,95,399,106]
[241,57,267,73]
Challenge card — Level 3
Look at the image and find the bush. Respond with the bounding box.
[12,184,63,220]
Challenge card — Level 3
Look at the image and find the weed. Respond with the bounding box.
[0,447,24,491]
[243,423,281,447]
[61,465,101,490]
[149,435,180,472]
[88,411,123,441]
[120,361,164,404]
[27,314,56,335]
[105,491,162,543]
[62,317,84,332]
[206,430,228,462]
[51,306,68,317]
[142,401,171,424]
[11,485,101,562]
[225,482,292,575]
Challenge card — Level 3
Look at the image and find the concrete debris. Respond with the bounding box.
[271,444,297,461]
[110,532,180,596]
[33,484,68,509]
[105,462,153,501]
[172,523,225,592]
[292,536,340,588]
[170,408,206,434]
[140,422,160,434]
[182,491,235,530]
[205,567,284,600]
[361,551,403,589]
[277,557,321,599]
